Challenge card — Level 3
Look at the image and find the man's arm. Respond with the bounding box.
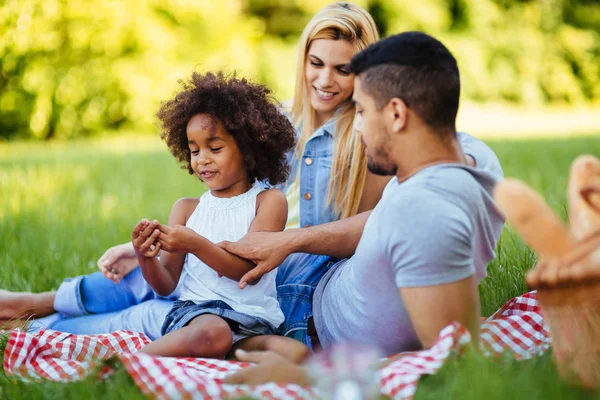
[377,275,481,368]
[219,210,371,288]
[223,274,481,386]
[400,275,480,349]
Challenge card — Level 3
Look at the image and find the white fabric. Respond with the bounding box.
[178,184,284,328]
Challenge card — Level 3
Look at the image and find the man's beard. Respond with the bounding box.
[367,154,396,176]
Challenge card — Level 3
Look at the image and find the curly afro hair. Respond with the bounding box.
[157,71,296,186]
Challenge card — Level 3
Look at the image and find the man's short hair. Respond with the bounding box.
[348,31,460,134]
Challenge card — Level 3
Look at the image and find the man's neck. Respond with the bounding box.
[394,128,466,183]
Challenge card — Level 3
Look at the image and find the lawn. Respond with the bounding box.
[1,133,600,399]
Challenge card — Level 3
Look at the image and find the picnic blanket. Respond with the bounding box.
[3,291,550,399]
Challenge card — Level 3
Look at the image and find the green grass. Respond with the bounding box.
[0,360,146,400]
[416,351,598,399]
[1,134,600,399]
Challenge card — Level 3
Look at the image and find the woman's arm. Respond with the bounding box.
[357,171,392,213]
[157,189,288,282]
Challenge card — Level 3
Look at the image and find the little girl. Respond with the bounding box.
[133,71,305,361]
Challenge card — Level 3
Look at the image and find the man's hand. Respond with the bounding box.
[218,231,293,289]
[156,223,199,253]
[224,350,311,386]
[97,242,138,284]
[132,219,161,259]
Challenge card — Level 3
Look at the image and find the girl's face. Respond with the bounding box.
[305,38,355,127]
[187,113,250,198]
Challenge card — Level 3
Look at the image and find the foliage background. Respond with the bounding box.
[1,0,599,140]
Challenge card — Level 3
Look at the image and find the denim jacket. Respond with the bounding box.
[280,118,338,228]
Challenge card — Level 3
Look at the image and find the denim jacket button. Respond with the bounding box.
[304,157,313,166]
[303,192,312,200]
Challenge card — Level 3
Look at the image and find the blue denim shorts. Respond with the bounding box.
[275,253,339,349]
[161,299,277,344]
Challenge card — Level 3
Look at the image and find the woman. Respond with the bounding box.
[271,3,388,346]
[285,1,384,229]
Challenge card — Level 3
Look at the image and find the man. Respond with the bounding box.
[221,31,504,384]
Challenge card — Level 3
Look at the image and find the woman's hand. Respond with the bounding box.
[156,223,199,253]
[97,242,139,284]
[218,231,293,289]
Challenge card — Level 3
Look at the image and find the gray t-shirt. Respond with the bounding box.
[313,157,504,356]
[457,131,503,181]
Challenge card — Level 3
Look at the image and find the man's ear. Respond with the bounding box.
[387,98,408,133]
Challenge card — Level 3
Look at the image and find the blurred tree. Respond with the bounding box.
[0,0,598,140]
[0,0,269,140]
[0,0,134,139]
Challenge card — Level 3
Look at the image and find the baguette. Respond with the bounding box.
[494,179,575,260]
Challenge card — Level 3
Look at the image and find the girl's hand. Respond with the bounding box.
[156,223,198,253]
[132,219,161,259]
[97,242,138,284]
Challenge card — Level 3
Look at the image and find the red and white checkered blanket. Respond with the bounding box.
[3,291,549,399]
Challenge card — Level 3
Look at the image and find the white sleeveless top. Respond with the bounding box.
[178,184,284,328]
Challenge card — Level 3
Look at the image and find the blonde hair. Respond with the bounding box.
[292,2,379,219]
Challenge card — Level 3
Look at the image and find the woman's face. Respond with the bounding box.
[305,38,355,126]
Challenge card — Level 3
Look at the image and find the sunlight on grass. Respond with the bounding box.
[0,133,164,160]
[458,103,600,139]
[0,167,89,219]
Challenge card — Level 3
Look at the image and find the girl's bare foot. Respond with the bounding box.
[0,290,56,320]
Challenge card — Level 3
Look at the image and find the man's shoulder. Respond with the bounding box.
[386,165,487,203]
[419,164,497,199]
[378,165,495,229]
[457,131,504,179]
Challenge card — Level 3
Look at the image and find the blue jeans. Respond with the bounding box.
[30,254,334,344]
[275,253,337,349]
[162,299,277,344]
[30,268,176,340]
[54,267,158,316]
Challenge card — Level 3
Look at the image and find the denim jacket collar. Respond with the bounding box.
[306,100,352,142]
[307,117,336,142]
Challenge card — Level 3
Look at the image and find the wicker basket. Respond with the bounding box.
[495,154,600,388]
[529,233,600,388]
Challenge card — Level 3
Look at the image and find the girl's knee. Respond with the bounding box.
[187,323,233,357]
